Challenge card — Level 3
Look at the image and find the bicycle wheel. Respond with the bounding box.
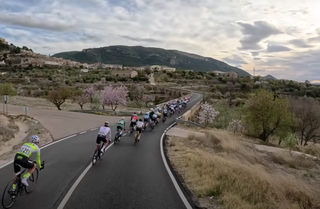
[25,169,39,194]
[2,179,17,209]
[92,150,98,165]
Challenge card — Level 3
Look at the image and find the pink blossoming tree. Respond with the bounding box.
[101,85,128,111]
[84,86,95,103]
[198,102,219,127]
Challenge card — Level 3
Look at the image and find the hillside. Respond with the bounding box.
[262,74,277,80]
[52,45,251,76]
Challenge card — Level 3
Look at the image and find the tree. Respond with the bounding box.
[283,133,298,156]
[130,84,145,102]
[72,89,89,110]
[100,85,128,111]
[0,83,16,96]
[47,87,71,110]
[288,97,320,145]
[198,102,219,127]
[244,89,293,141]
[84,86,95,103]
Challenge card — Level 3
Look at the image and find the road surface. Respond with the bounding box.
[0,93,202,209]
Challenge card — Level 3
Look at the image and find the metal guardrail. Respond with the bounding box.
[175,116,204,128]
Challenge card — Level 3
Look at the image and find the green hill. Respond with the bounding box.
[52,45,251,76]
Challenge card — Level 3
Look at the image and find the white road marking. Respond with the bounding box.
[79,131,87,134]
[0,134,77,169]
[160,122,193,209]
[90,128,98,131]
[57,142,114,209]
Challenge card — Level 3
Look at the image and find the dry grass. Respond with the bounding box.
[0,117,19,142]
[166,129,320,209]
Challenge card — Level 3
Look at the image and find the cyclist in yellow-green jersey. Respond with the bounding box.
[13,135,43,187]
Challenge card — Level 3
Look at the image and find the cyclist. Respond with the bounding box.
[157,110,162,123]
[163,107,168,119]
[144,111,150,129]
[149,108,155,119]
[130,112,138,131]
[116,117,126,140]
[136,118,144,142]
[96,121,111,153]
[151,111,157,126]
[13,135,43,187]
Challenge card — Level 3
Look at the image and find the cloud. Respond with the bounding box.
[266,44,292,52]
[237,21,282,50]
[222,54,248,66]
[0,13,78,32]
[0,0,319,82]
[288,39,312,48]
[119,35,161,43]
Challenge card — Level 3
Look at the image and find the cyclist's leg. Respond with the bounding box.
[18,155,36,186]
[95,136,101,152]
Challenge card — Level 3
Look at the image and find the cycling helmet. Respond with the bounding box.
[145,112,149,115]
[150,108,154,112]
[139,118,143,121]
[133,112,137,114]
[104,121,109,126]
[121,117,125,120]
[31,135,40,143]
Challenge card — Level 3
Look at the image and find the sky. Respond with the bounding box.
[0,0,319,82]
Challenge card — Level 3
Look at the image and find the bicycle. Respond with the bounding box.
[92,140,107,165]
[162,115,167,123]
[114,129,124,145]
[2,160,45,209]
[134,130,140,146]
[129,125,136,136]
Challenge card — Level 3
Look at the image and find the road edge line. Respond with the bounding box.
[160,122,193,209]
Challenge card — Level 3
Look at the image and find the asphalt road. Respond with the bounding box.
[0,93,202,209]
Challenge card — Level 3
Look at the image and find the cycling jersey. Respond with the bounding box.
[152,114,158,119]
[136,121,144,128]
[98,126,111,140]
[144,114,150,119]
[131,115,138,122]
[16,142,42,168]
[117,119,125,129]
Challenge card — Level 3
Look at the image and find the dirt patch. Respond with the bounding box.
[166,129,320,209]
[0,114,53,166]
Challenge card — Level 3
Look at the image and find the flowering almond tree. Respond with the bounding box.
[84,86,95,103]
[101,85,128,111]
[198,102,219,127]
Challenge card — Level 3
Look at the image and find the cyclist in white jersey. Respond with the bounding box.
[96,121,111,153]
[136,118,144,141]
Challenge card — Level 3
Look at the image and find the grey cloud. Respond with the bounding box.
[288,39,312,48]
[255,48,320,81]
[237,21,282,50]
[254,57,261,60]
[266,44,292,52]
[222,54,248,66]
[119,35,161,43]
[0,13,77,32]
[251,51,259,56]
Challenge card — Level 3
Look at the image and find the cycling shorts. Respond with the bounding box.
[163,112,167,117]
[14,154,34,173]
[136,127,142,134]
[96,135,107,145]
[144,118,149,122]
[116,125,123,131]
[130,121,136,127]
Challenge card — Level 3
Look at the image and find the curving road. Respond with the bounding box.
[0,93,202,209]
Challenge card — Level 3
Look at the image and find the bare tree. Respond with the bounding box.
[289,96,320,145]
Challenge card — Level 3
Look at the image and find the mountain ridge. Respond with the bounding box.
[52,45,251,76]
